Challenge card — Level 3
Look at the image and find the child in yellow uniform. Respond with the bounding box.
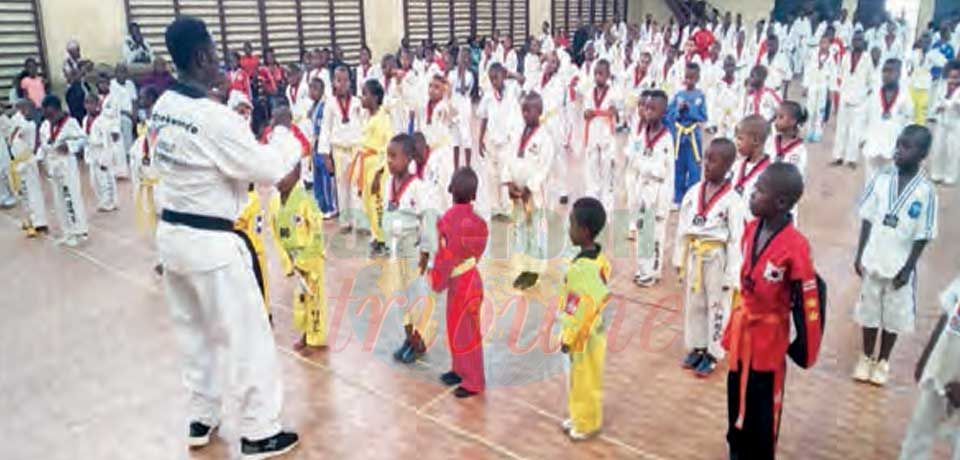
[560,197,612,441]
[271,160,327,354]
[351,79,392,257]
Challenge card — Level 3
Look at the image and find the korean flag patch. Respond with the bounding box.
[908,201,922,219]
[763,261,784,283]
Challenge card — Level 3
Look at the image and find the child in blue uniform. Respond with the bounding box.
[668,62,708,206]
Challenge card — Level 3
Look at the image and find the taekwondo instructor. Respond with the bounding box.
[153,17,300,459]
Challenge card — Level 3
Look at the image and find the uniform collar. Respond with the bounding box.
[170,80,208,99]
[574,244,602,261]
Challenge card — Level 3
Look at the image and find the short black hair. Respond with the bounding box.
[165,16,214,72]
[364,79,384,105]
[884,57,902,69]
[945,59,960,75]
[450,167,479,204]
[390,133,417,159]
[41,95,62,110]
[572,197,606,239]
[710,137,737,162]
[595,59,611,71]
[488,62,506,75]
[647,89,669,104]
[781,100,809,126]
[686,62,700,73]
[901,124,933,153]
[763,162,804,208]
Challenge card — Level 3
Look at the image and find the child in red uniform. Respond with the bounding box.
[430,167,489,398]
[723,163,824,460]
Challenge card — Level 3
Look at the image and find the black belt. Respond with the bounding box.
[161,209,234,231]
[160,209,267,300]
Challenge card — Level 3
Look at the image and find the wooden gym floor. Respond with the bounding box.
[2,106,958,460]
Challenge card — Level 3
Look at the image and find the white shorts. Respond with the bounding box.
[854,272,917,334]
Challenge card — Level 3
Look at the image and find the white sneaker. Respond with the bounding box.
[568,428,599,441]
[561,419,573,432]
[870,360,891,386]
[64,236,79,248]
[852,355,875,382]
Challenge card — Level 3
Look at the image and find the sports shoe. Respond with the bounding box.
[568,428,598,441]
[682,350,704,370]
[852,355,875,383]
[694,353,717,378]
[440,371,462,386]
[561,419,573,432]
[187,421,217,447]
[870,360,891,386]
[453,386,478,398]
[240,431,299,460]
[829,159,843,167]
[393,339,411,362]
[634,275,657,288]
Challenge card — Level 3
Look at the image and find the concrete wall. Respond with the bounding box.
[40,0,127,89]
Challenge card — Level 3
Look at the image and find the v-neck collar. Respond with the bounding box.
[750,217,791,267]
[574,244,602,261]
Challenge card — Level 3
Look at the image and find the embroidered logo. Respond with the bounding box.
[908,201,922,219]
[763,261,784,283]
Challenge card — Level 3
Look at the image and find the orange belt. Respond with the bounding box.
[583,112,615,148]
[727,304,789,434]
[346,147,377,190]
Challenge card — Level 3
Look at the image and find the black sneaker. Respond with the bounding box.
[453,386,478,398]
[240,431,300,460]
[559,195,569,205]
[681,350,704,370]
[393,339,411,361]
[694,353,717,378]
[187,421,217,447]
[440,371,462,386]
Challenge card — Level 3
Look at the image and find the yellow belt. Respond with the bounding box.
[9,155,31,194]
[674,122,701,162]
[451,257,477,278]
[679,238,725,294]
[136,177,159,234]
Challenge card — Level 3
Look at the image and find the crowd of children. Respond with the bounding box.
[4,6,960,459]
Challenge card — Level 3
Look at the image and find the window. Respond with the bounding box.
[551,0,627,34]
[402,0,529,45]
[0,0,47,106]
[123,0,366,65]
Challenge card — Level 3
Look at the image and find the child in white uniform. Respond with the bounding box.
[833,31,873,167]
[38,96,88,246]
[732,115,772,218]
[531,51,568,206]
[478,63,521,217]
[82,94,120,212]
[862,58,915,181]
[710,56,743,139]
[899,276,960,459]
[383,133,439,364]
[742,65,782,121]
[627,91,674,287]
[0,100,44,234]
[767,101,809,178]
[802,37,838,142]
[581,60,620,214]
[675,138,745,377]
[96,73,133,179]
[448,48,476,171]
[927,61,960,185]
[503,93,553,291]
[414,75,457,210]
[323,66,365,232]
[853,125,937,387]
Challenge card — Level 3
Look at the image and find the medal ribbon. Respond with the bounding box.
[735,155,770,192]
[697,180,732,220]
[881,89,898,118]
[518,124,540,158]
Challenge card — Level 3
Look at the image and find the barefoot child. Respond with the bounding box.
[82,93,120,212]
[899,275,960,458]
[627,90,674,287]
[503,92,554,290]
[723,163,824,459]
[853,125,937,386]
[430,167,489,398]
[560,197,611,441]
[384,134,439,364]
[675,138,746,377]
[270,160,327,354]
